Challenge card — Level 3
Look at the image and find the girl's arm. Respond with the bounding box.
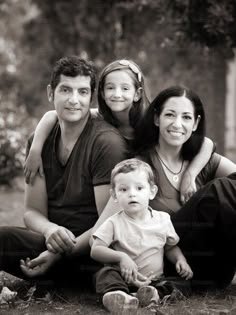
[180,137,214,204]
[24,110,58,184]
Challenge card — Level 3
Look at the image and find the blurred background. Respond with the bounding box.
[1,0,236,186]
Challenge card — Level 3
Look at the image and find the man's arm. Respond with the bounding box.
[21,182,113,278]
[21,181,121,279]
[70,184,121,254]
[24,175,76,254]
[24,175,53,235]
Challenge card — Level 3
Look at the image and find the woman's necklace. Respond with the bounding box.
[156,152,184,182]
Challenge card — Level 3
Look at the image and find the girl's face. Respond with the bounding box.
[103,70,139,114]
[155,96,200,148]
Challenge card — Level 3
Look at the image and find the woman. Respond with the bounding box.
[135,85,236,290]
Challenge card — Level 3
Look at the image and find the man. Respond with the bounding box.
[0,56,126,285]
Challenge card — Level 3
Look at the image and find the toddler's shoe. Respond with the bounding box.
[102,290,139,314]
[137,285,160,307]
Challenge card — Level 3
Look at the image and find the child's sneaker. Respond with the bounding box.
[137,285,160,307]
[102,290,139,314]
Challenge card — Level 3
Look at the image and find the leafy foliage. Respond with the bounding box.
[0,102,37,185]
[169,0,236,48]
[20,0,236,113]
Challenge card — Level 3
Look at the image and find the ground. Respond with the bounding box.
[1,179,236,314]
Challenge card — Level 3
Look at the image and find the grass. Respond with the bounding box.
[1,180,236,314]
[1,285,236,314]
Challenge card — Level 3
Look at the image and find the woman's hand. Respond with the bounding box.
[119,254,138,284]
[20,250,61,278]
[175,259,193,280]
[24,150,44,185]
[180,171,197,204]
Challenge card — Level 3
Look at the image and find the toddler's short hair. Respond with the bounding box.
[111,158,155,189]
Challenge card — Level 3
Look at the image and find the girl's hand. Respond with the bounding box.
[176,259,193,280]
[119,254,138,284]
[180,171,197,204]
[24,151,44,185]
[20,250,61,278]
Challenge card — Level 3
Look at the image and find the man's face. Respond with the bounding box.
[48,75,92,124]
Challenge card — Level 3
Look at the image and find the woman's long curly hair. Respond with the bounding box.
[135,85,206,161]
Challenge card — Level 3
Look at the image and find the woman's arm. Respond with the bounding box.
[24,110,58,184]
[180,137,214,204]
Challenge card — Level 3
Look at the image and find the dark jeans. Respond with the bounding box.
[169,173,236,290]
[95,265,191,299]
[0,226,100,287]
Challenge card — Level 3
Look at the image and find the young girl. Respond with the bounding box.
[24,59,213,203]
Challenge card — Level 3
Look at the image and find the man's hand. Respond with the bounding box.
[20,250,61,278]
[119,254,138,284]
[44,226,76,254]
[180,171,197,205]
[176,259,193,280]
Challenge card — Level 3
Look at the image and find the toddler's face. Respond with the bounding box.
[112,170,156,216]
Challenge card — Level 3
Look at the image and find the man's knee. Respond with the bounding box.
[0,226,45,254]
[0,226,18,245]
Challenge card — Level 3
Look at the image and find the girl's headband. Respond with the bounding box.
[118,60,142,82]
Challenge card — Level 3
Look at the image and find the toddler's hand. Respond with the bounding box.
[120,254,138,284]
[130,272,155,288]
[176,259,193,280]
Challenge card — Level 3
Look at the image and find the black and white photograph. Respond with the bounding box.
[0,1,236,314]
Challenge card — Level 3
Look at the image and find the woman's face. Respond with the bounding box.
[154,96,200,148]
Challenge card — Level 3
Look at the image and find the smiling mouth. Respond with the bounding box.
[168,130,184,136]
[66,108,81,111]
